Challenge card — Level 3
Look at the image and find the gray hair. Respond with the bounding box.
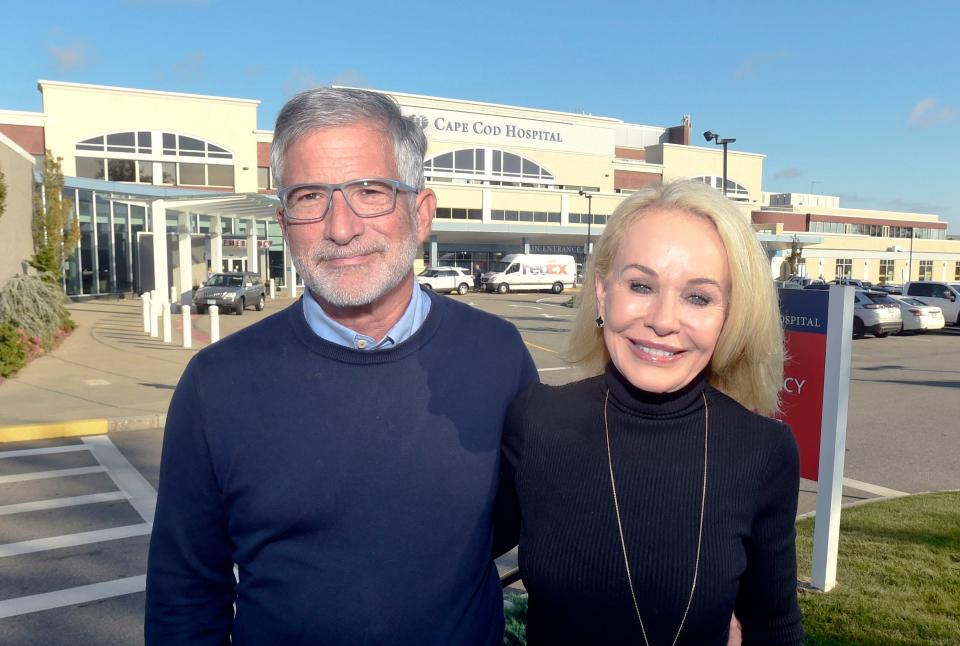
[270,87,427,190]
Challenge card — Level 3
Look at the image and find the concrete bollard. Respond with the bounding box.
[150,291,160,338]
[162,302,172,343]
[141,292,151,333]
[170,285,178,304]
[269,279,276,299]
[181,308,192,349]
[209,305,220,343]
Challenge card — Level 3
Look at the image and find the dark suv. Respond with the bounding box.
[193,272,265,315]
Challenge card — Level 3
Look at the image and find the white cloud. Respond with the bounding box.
[49,42,89,71]
[774,167,803,180]
[908,97,956,129]
[331,70,373,89]
[733,51,786,81]
[173,52,207,81]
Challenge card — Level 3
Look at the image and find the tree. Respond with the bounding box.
[786,235,803,277]
[30,151,80,282]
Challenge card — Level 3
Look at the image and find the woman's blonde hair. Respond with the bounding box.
[567,180,784,416]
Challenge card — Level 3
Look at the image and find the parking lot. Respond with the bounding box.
[0,289,957,642]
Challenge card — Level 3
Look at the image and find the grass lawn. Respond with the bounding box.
[503,491,960,645]
[796,491,960,645]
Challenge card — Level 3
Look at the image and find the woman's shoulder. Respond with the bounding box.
[523,373,605,407]
[705,387,797,451]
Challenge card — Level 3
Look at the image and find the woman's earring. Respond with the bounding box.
[595,316,604,329]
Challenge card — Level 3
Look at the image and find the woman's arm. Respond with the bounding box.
[735,424,804,646]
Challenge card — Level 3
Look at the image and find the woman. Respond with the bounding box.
[497,181,803,645]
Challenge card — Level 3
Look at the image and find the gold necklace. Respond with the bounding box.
[603,389,709,646]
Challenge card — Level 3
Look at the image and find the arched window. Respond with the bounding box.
[690,175,749,201]
[75,131,235,188]
[424,148,555,187]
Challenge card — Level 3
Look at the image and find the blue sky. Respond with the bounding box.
[2,0,958,231]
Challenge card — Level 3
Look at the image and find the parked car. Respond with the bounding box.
[903,281,960,326]
[891,296,945,334]
[852,289,902,338]
[416,267,473,295]
[193,272,265,315]
[803,282,830,290]
[874,284,903,295]
[831,278,873,289]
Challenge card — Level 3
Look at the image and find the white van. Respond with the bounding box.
[482,254,576,294]
[903,281,960,326]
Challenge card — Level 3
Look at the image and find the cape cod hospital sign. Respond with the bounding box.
[407,112,564,143]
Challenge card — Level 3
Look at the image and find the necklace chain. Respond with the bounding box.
[603,389,709,646]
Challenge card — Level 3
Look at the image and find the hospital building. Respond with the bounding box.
[1,80,958,301]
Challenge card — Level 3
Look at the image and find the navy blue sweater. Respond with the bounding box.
[145,289,538,645]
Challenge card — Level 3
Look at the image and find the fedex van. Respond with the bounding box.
[482,254,576,294]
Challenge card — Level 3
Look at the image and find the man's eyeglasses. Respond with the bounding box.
[278,178,418,222]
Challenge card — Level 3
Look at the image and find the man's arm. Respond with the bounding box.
[145,362,236,645]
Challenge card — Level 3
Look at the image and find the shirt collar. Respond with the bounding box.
[301,280,431,350]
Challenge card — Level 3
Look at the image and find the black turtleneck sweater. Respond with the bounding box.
[496,366,803,645]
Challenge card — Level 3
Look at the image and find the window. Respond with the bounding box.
[690,176,749,201]
[835,259,852,279]
[955,263,960,281]
[258,167,276,191]
[918,260,933,281]
[424,148,555,187]
[434,207,482,221]
[879,259,895,284]
[76,131,234,188]
[490,209,560,223]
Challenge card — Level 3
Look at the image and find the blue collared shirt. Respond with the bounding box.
[301,281,431,350]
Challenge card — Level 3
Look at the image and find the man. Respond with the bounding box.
[145,88,537,644]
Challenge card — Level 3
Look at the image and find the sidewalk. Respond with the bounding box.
[0,294,299,440]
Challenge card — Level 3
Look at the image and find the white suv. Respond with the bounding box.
[903,281,960,326]
[852,289,902,338]
[416,267,473,295]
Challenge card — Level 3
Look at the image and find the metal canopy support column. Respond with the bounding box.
[150,200,169,300]
[246,218,259,274]
[210,215,223,274]
[285,238,298,297]
[177,211,192,306]
[430,235,438,268]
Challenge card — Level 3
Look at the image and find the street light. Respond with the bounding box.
[578,189,593,260]
[703,130,736,198]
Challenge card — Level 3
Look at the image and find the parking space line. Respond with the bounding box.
[842,477,909,498]
[0,492,128,516]
[523,340,557,354]
[82,436,157,523]
[0,575,146,619]
[0,524,152,558]
[0,445,88,460]
[0,466,105,485]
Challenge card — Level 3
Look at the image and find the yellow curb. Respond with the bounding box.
[0,419,109,444]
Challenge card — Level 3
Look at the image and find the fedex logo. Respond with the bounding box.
[527,263,569,276]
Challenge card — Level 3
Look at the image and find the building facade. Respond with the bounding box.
[1,80,957,298]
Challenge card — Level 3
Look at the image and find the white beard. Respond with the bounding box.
[291,228,419,308]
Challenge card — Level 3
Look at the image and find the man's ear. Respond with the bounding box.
[275,209,287,238]
[414,188,436,244]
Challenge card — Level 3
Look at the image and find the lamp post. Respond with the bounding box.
[908,226,914,282]
[703,131,736,198]
[578,189,593,260]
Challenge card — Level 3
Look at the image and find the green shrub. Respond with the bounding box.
[503,594,528,645]
[0,274,72,345]
[0,323,27,378]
